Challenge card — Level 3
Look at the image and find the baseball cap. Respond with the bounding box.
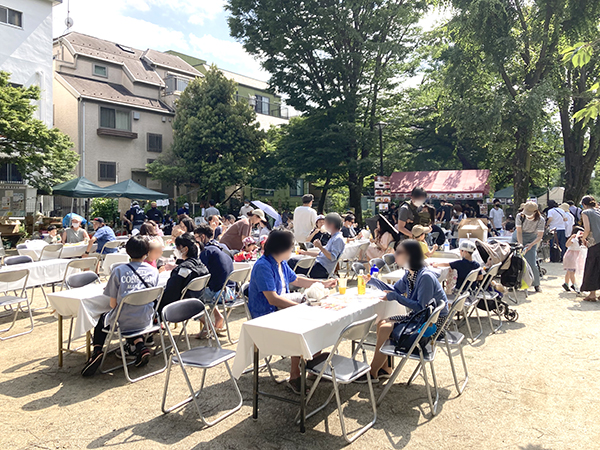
[316,214,325,221]
[411,225,428,238]
[183,202,189,208]
[93,217,105,224]
[459,240,476,253]
[249,209,266,221]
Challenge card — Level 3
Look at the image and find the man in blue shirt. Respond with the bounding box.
[84,217,117,255]
[126,201,146,231]
[177,202,190,219]
[292,213,346,279]
[146,201,163,223]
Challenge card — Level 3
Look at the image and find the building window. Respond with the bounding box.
[290,179,304,197]
[147,159,156,164]
[165,75,189,94]
[0,6,22,27]
[255,95,270,115]
[147,133,162,152]
[100,107,131,131]
[93,64,108,78]
[0,163,23,182]
[98,161,116,182]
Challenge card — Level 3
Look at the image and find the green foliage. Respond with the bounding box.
[90,198,119,224]
[0,72,78,191]
[147,65,266,200]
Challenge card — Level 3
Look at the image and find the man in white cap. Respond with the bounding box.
[177,202,190,220]
[559,202,574,237]
[433,240,481,289]
[219,209,264,251]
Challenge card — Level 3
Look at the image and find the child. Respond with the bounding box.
[433,240,481,290]
[43,225,61,244]
[81,235,159,377]
[563,226,586,293]
[146,237,166,272]
[412,225,438,258]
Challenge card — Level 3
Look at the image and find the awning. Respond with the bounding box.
[52,177,106,198]
[101,179,168,200]
[390,170,490,199]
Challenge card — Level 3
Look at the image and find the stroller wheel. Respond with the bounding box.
[505,309,519,322]
[496,303,506,315]
[540,267,547,276]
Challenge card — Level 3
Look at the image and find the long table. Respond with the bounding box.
[18,242,98,260]
[231,287,406,432]
[0,259,70,291]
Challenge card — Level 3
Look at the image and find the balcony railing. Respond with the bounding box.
[235,95,289,120]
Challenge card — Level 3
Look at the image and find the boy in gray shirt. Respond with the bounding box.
[82,235,159,377]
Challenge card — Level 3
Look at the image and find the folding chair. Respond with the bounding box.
[211,267,251,344]
[356,241,370,262]
[471,263,502,334]
[63,271,101,352]
[4,255,33,266]
[383,253,397,271]
[450,268,483,343]
[293,256,316,276]
[38,243,64,261]
[300,314,378,443]
[100,240,123,255]
[161,298,243,427]
[0,269,32,340]
[369,258,388,273]
[100,253,130,278]
[377,303,445,416]
[109,262,128,273]
[99,286,168,383]
[60,257,100,289]
[351,262,366,280]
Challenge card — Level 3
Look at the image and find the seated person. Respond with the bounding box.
[219,210,263,251]
[84,217,117,256]
[145,237,166,272]
[62,217,89,244]
[159,233,209,314]
[361,240,448,382]
[366,214,399,260]
[432,240,481,290]
[194,224,235,336]
[306,215,331,246]
[248,230,336,393]
[44,225,61,244]
[292,213,346,279]
[412,225,437,257]
[341,214,358,240]
[81,236,159,377]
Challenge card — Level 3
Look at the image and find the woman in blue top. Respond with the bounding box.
[361,239,448,382]
[248,229,336,394]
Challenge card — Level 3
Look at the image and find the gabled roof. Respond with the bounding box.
[57,73,173,114]
[142,49,202,78]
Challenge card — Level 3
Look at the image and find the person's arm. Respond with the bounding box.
[432,261,451,268]
[397,219,412,238]
[582,213,591,241]
[291,276,336,289]
[300,248,320,256]
[61,231,67,244]
[263,291,301,309]
[386,289,421,311]
[424,244,438,257]
[85,234,97,253]
[307,228,319,242]
[524,230,544,254]
[110,297,117,309]
[313,239,333,260]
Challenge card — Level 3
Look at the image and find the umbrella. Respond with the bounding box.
[101,179,168,200]
[251,200,282,227]
[62,213,87,228]
[52,177,106,198]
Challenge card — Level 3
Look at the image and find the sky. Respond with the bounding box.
[52,1,450,84]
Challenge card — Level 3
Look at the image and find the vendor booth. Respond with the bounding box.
[390,169,491,200]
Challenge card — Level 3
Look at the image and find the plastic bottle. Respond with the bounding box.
[444,241,450,252]
[357,269,366,295]
[370,265,379,279]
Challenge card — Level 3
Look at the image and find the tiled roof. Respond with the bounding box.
[58,73,173,113]
[142,49,202,77]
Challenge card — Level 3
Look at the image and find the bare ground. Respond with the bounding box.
[1,262,599,450]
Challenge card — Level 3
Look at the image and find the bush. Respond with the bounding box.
[90,198,119,225]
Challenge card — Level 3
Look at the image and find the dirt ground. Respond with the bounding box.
[1,262,600,450]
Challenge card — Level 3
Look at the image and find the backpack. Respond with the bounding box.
[391,304,436,354]
[403,202,431,228]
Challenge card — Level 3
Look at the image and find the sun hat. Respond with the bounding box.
[249,209,266,221]
[459,240,477,253]
[243,236,256,246]
[411,225,428,238]
[522,202,539,215]
[559,202,570,212]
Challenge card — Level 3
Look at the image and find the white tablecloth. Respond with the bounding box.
[340,239,370,261]
[47,271,171,339]
[0,259,70,290]
[231,287,407,378]
[380,264,452,284]
[18,242,97,259]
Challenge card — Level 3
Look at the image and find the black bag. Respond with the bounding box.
[550,243,562,263]
[500,254,524,288]
[391,305,435,354]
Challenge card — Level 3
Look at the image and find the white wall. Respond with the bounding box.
[0,0,55,126]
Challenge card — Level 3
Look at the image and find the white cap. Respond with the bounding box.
[459,240,476,253]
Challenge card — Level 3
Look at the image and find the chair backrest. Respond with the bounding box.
[324,314,377,368]
[351,262,366,277]
[227,267,251,285]
[357,241,370,257]
[122,286,164,307]
[432,293,468,341]
[456,268,481,295]
[180,274,212,299]
[162,297,206,324]
[369,258,386,271]
[39,243,63,260]
[431,251,459,259]
[5,255,33,266]
[0,268,29,294]
[402,303,445,356]
[101,240,122,254]
[66,271,100,289]
[473,263,501,296]
[241,281,252,320]
[294,256,316,270]
[101,253,130,276]
[383,253,396,270]
[68,256,99,271]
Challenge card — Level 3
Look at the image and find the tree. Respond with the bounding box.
[228,0,427,222]
[0,72,77,191]
[147,66,266,200]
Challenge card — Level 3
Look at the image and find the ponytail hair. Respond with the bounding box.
[582,195,597,208]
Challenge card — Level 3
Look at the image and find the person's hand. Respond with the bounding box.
[431,263,439,268]
[312,239,323,250]
[322,279,337,288]
[164,262,177,271]
[380,290,392,301]
[299,250,308,255]
[363,273,372,282]
[433,244,439,251]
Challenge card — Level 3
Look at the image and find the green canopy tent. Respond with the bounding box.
[52,177,106,198]
[101,179,168,200]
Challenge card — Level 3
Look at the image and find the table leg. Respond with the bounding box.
[58,315,63,368]
[300,357,306,433]
[252,344,259,420]
[86,331,91,359]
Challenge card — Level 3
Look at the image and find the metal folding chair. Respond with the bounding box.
[293,256,316,276]
[100,253,130,277]
[100,240,123,255]
[60,257,100,289]
[63,271,101,352]
[4,255,33,266]
[450,268,483,343]
[356,241,371,262]
[300,314,378,443]
[351,262,366,280]
[377,303,445,416]
[38,243,64,261]
[369,257,388,273]
[161,298,243,427]
[211,267,251,344]
[383,253,397,271]
[471,263,502,334]
[99,286,168,383]
[0,269,32,340]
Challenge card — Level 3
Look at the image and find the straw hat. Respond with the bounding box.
[522,202,539,215]
[559,202,570,212]
[411,225,428,238]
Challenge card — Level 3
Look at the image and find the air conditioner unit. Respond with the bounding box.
[133,112,140,120]
[162,116,166,122]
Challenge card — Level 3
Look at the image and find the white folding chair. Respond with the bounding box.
[377,304,445,416]
[369,257,389,273]
[293,256,316,277]
[0,269,32,340]
[100,240,123,255]
[299,314,378,443]
[471,263,503,334]
[62,269,101,353]
[356,241,371,262]
[99,286,168,383]
[101,253,130,277]
[161,298,242,427]
[451,268,483,343]
[39,243,64,261]
[211,267,251,345]
[60,257,100,289]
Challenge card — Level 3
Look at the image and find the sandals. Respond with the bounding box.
[583,296,597,302]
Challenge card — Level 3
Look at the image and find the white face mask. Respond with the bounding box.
[413,199,425,207]
[72,222,80,229]
[174,249,183,260]
[525,214,535,220]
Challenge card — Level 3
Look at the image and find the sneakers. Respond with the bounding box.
[81,350,104,377]
[135,346,150,368]
[571,285,580,294]
[377,368,392,380]
[562,283,571,292]
[534,286,542,293]
[115,342,137,360]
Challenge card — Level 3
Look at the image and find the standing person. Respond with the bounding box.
[219,210,264,251]
[559,203,575,237]
[177,202,190,220]
[562,226,586,293]
[387,203,398,227]
[239,199,253,218]
[204,199,220,218]
[126,201,147,232]
[568,200,583,225]
[513,202,544,293]
[293,194,317,245]
[489,201,505,235]
[397,187,429,240]
[146,201,163,224]
[437,199,453,226]
[547,200,569,260]
[162,214,174,236]
[84,217,117,256]
[580,196,600,302]
[62,217,89,244]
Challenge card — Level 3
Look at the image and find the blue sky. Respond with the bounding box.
[52,0,267,79]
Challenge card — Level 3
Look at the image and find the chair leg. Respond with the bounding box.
[484,297,502,333]
[407,362,422,387]
[445,339,468,395]
[0,300,33,340]
[377,355,411,406]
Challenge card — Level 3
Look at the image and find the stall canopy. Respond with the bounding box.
[52,177,106,198]
[390,169,490,199]
[101,179,168,200]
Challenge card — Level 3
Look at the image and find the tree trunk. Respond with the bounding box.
[317,176,330,214]
[513,124,533,207]
[348,169,363,226]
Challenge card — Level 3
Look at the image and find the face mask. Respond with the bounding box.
[525,214,535,220]
[413,199,425,207]
[72,223,80,229]
[174,249,183,260]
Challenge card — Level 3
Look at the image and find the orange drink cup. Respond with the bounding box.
[338,277,347,295]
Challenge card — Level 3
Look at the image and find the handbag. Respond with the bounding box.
[391,304,436,354]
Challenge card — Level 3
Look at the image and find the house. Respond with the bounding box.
[0,0,62,216]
